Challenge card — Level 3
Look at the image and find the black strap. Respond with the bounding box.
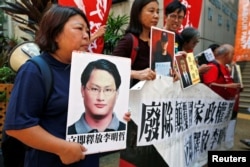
[28,56,53,103]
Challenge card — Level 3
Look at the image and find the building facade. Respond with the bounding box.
[111,0,238,54]
[2,0,239,55]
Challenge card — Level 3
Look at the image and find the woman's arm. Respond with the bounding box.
[90,25,106,42]
[6,126,86,165]
[131,68,156,81]
[209,82,241,89]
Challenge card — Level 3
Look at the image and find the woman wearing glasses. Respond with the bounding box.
[67,59,125,134]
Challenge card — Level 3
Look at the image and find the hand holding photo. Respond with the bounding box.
[66,52,131,154]
[175,52,200,89]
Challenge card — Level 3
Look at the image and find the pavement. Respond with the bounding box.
[231,112,250,151]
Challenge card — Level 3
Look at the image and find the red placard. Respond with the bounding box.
[234,0,250,62]
[58,0,112,53]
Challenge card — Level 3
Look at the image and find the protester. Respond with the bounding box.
[67,59,125,134]
[208,44,238,82]
[180,26,211,74]
[164,0,186,51]
[112,0,158,87]
[202,44,242,149]
[202,44,241,97]
[112,0,169,166]
[2,4,131,167]
[163,1,188,80]
[179,26,200,53]
[164,1,211,78]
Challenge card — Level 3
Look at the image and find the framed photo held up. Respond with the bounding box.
[66,51,131,154]
[175,52,200,89]
[150,26,175,77]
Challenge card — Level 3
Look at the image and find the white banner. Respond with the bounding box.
[129,76,235,167]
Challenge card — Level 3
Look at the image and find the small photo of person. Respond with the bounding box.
[150,27,175,76]
[178,56,192,88]
[68,58,126,134]
[153,31,172,63]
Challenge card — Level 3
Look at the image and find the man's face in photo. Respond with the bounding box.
[180,59,187,73]
[161,41,169,52]
[82,69,118,119]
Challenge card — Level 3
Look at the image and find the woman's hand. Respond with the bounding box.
[131,68,156,81]
[90,25,107,42]
[170,67,180,82]
[123,111,131,122]
[176,51,187,58]
[59,142,87,165]
[225,83,241,89]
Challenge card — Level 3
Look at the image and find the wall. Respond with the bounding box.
[6,0,239,54]
[110,0,239,55]
[195,0,238,54]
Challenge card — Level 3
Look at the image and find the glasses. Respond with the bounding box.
[168,14,185,21]
[86,87,116,96]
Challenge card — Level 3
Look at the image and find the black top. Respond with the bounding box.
[113,33,150,86]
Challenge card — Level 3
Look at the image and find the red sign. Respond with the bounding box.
[234,0,250,62]
[58,0,112,53]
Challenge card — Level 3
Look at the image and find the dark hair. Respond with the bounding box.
[180,27,200,43]
[126,0,158,36]
[208,44,220,53]
[164,0,186,16]
[161,31,168,42]
[178,27,199,51]
[81,59,121,90]
[35,4,90,53]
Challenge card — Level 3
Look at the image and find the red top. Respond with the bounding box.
[202,62,237,100]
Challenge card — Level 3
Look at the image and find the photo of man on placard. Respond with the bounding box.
[66,52,131,154]
[177,56,192,88]
[68,59,125,134]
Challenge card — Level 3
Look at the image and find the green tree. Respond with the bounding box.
[103,12,129,54]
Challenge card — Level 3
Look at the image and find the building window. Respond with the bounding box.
[208,7,213,21]
[218,14,222,26]
[226,19,230,31]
